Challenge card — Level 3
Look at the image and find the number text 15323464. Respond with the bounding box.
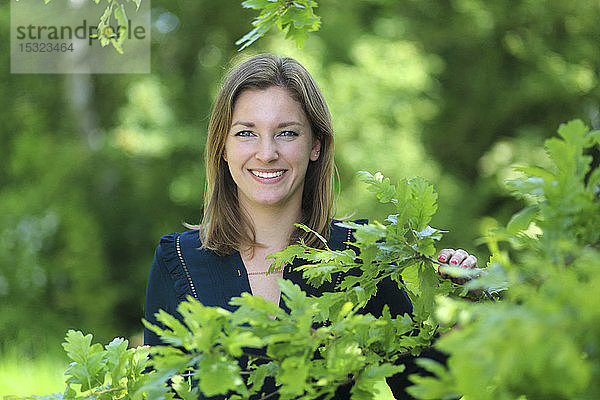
[19,42,74,53]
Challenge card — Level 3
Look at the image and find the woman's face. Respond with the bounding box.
[224,86,321,212]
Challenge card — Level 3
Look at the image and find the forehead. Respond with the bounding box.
[231,86,308,123]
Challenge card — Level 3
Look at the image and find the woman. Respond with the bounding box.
[144,54,476,397]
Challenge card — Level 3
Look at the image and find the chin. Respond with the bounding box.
[252,194,291,207]
[257,198,286,207]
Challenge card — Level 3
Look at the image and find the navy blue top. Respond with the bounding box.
[144,220,413,398]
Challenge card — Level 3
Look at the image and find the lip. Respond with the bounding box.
[248,169,287,183]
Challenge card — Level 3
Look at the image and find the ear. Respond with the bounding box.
[310,139,322,161]
[223,151,228,162]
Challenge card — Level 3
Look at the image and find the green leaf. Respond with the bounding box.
[115,3,128,48]
[408,177,438,231]
[507,205,539,234]
[414,261,439,322]
[279,278,307,306]
[235,12,278,50]
[557,119,588,146]
[359,171,398,204]
[414,225,446,241]
[299,263,337,287]
[62,330,94,365]
[277,356,309,396]
[587,167,600,196]
[240,0,276,10]
[587,129,600,147]
[295,223,328,245]
[171,374,199,400]
[143,310,189,348]
[196,353,247,397]
[62,331,107,392]
[105,337,129,384]
[353,363,405,399]
[248,362,278,392]
[513,165,556,182]
[401,263,421,296]
[222,331,263,357]
[506,176,546,197]
[230,292,285,322]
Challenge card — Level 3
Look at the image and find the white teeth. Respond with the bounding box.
[251,170,285,178]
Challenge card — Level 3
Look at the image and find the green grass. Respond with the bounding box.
[0,350,67,397]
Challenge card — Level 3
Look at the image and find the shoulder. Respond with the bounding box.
[156,230,205,252]
[154,230,216,271]
[152,230,220,301]
[157,230,201,247]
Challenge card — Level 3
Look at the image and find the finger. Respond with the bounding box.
[449,249,468,266]
[460,255,478,269]
[437,248,455,263]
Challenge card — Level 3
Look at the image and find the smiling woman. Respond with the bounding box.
[144,54,476,399]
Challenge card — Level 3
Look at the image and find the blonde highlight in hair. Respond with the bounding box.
[194,54,336,255]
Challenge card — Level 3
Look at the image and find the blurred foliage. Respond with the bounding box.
[1,0,599,363]
[409,120,600,399]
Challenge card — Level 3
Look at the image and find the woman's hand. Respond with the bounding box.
[437,248,477,268]
[436,248,478,284]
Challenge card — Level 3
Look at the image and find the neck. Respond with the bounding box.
[241,202,302,256]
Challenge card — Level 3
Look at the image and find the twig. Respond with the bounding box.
[88,386,127,395]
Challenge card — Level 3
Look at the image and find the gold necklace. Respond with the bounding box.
[247,270,270,276]
[245,269,283,276]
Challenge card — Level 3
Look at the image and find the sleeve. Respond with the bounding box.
[144,243,179,346]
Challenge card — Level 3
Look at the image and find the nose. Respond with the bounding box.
[255,137,279,163]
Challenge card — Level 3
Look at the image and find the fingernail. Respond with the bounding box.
[450,260,458,265]
[438,255,446,262]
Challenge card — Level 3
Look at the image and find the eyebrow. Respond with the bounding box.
[231,121,304,128]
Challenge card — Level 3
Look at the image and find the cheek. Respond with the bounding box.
[223,141,239,163]
[291,148,313,173]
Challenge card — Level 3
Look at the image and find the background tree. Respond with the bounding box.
[1,0,599,394]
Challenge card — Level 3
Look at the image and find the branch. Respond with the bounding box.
[88,386,127,396]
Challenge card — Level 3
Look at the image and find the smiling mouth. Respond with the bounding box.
[249,169,286,179]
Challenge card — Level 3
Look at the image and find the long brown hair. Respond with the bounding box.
[194,54,336,255]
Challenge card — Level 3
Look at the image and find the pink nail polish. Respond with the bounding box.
[438,255,446,262]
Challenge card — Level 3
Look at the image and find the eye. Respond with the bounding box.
[234,130,255,138]
[277,130,298,138]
